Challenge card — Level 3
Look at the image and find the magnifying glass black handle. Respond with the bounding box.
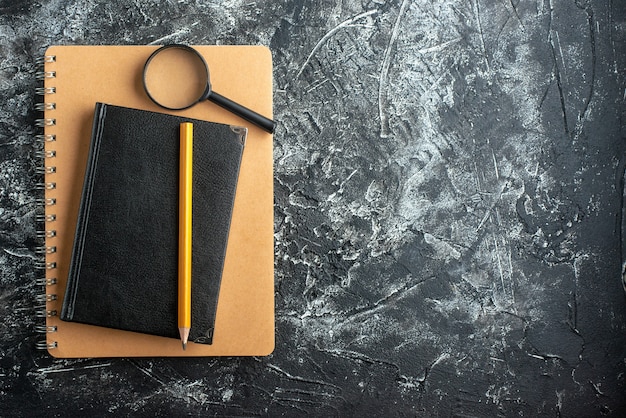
[208,91,276,134]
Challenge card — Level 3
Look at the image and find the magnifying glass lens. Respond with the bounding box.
[143,47,208,110]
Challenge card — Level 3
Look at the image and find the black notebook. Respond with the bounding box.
[60,103,246,344]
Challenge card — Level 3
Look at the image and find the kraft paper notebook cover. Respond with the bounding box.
[37,45,274,357]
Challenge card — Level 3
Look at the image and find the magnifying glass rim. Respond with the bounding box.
[142,44,211,111]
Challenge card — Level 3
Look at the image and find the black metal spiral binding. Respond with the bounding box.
[35,53,58,351]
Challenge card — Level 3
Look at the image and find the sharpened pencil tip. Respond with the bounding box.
[178,327,190,351]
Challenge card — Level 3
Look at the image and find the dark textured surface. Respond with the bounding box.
[1,0,625,416]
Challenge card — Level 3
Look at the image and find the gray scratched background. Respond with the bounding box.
[1,0,625,416]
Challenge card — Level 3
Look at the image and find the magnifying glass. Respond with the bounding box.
[143,44,276,134]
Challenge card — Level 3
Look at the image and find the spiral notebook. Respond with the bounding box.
[36,45,274,357]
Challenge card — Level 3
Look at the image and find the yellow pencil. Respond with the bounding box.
[178,122,193,350]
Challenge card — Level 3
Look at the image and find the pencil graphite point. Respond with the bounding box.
[179,327,190,351]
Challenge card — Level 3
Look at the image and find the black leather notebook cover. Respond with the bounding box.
[60,103,246,344]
